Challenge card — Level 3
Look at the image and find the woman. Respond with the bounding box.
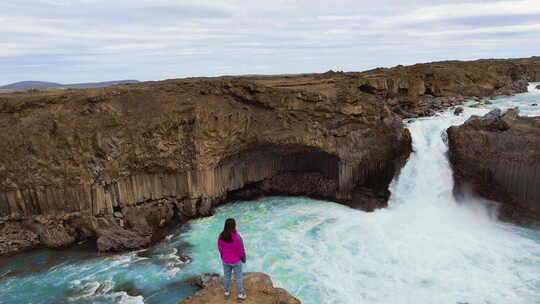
[217,218,247,300]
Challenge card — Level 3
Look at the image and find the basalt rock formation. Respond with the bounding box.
[1,57,540,255]
[181,272,301,304]
[448,108,540,227]
[0,77,410,255]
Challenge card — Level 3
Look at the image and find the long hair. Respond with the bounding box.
[219,218,236,243]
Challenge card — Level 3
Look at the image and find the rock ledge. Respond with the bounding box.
[181,272,301,304]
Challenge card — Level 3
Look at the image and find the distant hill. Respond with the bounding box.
[0,80,139,90]
[1,81,62,89]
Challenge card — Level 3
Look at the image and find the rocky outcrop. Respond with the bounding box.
[0,222,40,255]
[181,272,301,304]
[1,57,540,255]
[339,57,540,118]
[448,108,540,226]
[0,77,411,255]
[96,225,151,252]
[187,273,222,290]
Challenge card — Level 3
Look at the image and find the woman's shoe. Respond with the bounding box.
[237,293,247,300]
[224,291,231,299]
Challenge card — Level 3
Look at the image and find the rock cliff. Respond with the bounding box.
[181,272,300,304]
[448,108,540,226]
[1,57,539,255]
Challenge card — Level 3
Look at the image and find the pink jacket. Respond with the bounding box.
[217,232,246,264]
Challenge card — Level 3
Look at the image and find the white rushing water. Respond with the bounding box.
[1,84,540,304]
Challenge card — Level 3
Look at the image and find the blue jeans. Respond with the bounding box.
[223,262,244,294]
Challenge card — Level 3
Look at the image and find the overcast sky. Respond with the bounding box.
[1,0,539,84]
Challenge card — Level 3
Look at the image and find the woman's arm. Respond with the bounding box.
[217,238,224,259]
[237,235,246,263]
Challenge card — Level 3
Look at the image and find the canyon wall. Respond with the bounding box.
[0,79,410,255]
[1,57,539,255]
[448,108,540,227]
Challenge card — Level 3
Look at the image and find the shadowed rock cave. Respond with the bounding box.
[221,144,396,211]
[358,84,378,94]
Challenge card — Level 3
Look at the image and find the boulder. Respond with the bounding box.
[454,107,464,116]
[186,273,221,289]
[511,80,529,94]
[0,222,40,255]
[33,224,76,248]
[501,107,520,122]
[461,109,509,132]
[180,272,301,304]
[96,226,151,252]
[536,85,540,89]
[485,108,502,119]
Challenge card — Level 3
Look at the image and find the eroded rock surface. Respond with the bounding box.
[96,225,151,252]
[186,273,221,290]
[1,57,540,255]
[0,222,40,255]
[181,272,300,304]
[448,108,540,226]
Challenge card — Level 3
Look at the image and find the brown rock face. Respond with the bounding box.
[0,73,410,255]
[181,272,301,304]
[1,57,540,255]
[0,222,40,255]
[448,108,540,226]
[96,225,151,252]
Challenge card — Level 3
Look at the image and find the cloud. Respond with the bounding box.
[384,0,540,24]
[0,43,35,57]
[0,0,539,84]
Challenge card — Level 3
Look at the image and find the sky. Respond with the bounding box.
[1,0,540,84]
